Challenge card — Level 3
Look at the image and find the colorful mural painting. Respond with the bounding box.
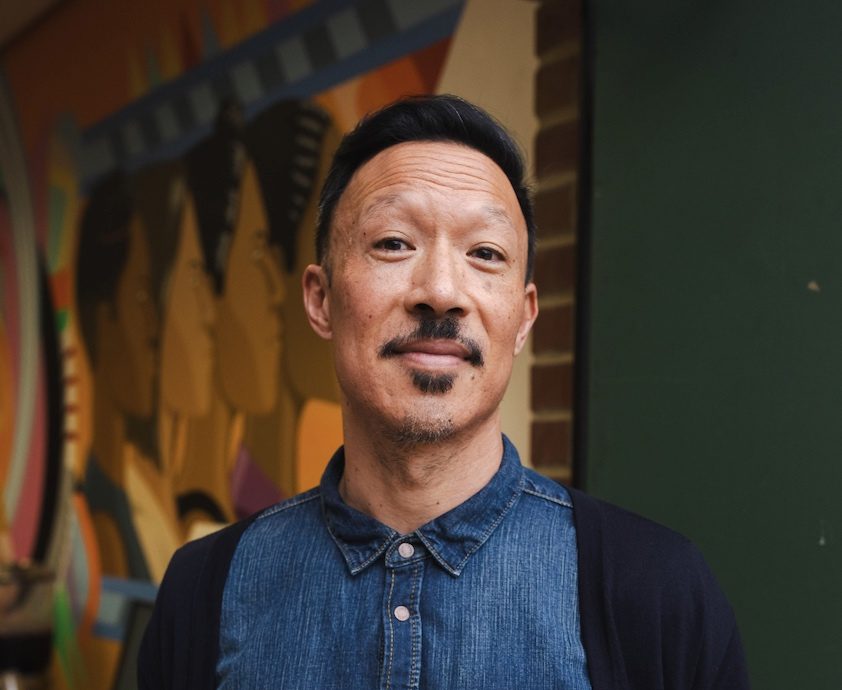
[0,0,470,686]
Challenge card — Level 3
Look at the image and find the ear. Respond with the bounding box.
[302,264,333,340]
[513,282,539,356]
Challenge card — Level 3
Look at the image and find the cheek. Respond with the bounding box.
[483,292,525,337]
[333,271,395,325]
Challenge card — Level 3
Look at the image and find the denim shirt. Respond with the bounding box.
[217,437,591,689]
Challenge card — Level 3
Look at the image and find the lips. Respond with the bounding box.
[391,339,471,369]
[380,322,483,369]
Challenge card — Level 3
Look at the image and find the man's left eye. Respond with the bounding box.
[470,246,503,262]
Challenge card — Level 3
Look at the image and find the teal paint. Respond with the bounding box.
[588,2,842,686]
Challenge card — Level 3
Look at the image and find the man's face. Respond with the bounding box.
[304,141,538,445]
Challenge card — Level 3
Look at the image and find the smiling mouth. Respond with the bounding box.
[380,336,483,369]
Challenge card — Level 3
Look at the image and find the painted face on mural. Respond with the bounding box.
[304,141,538,444]
[99,215,159,417]
[279,124,342,405]
[160,195,216,417]
[216,160,285,413]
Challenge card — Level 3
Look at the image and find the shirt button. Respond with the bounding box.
[394,606,410,622]
[398,542,415,559]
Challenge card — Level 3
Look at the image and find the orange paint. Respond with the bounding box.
[296,399,343,493]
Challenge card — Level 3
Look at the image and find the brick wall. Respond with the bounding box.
[530,0,583,484]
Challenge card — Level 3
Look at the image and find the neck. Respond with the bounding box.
[339,414,504,534]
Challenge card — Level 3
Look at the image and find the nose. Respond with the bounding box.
[405,244,466,318]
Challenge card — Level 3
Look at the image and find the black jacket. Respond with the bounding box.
[139,488,749,689]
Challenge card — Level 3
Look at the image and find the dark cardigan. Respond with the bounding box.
[138,488,749,689]
[569,489,749,689]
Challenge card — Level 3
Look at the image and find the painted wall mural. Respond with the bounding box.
[0,0,465,686]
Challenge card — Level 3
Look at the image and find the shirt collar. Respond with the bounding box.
[320,435,526,577]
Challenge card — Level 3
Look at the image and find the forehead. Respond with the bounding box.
[335,141,523,226]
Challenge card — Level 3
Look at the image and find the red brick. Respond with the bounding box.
[535,54,579,117]
[533,302,575,355]
[534,244,576,295]
[535,119,579,177]
[536,0,582,57]
[531,361,574,411]
[531,419,572,469]
[534,182,576,240]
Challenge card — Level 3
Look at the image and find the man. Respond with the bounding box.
[139,95,749,689]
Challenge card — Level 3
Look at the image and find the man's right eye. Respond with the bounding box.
[374,238,410,251]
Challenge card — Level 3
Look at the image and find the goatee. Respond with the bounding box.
[379,316,483,395]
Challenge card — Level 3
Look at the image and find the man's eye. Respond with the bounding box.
[470,246,503,262]
[375,238,409,251]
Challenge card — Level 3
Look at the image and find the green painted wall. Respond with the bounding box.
[588,2,842,687]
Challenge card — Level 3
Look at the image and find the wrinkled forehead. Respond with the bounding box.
[333,140,525,230]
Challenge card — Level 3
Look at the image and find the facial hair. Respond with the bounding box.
[379,316,484,395]
[376,316,484,447]
[388,413,456,447]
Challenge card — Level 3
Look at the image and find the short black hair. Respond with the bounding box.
[315,94,536,282]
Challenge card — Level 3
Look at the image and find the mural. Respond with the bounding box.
[0,0,466,686]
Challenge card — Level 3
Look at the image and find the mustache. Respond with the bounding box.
[378,317,484,367]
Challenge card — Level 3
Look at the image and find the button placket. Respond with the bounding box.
[381,547,424,690]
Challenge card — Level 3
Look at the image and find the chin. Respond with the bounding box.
[384,412,457,447]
